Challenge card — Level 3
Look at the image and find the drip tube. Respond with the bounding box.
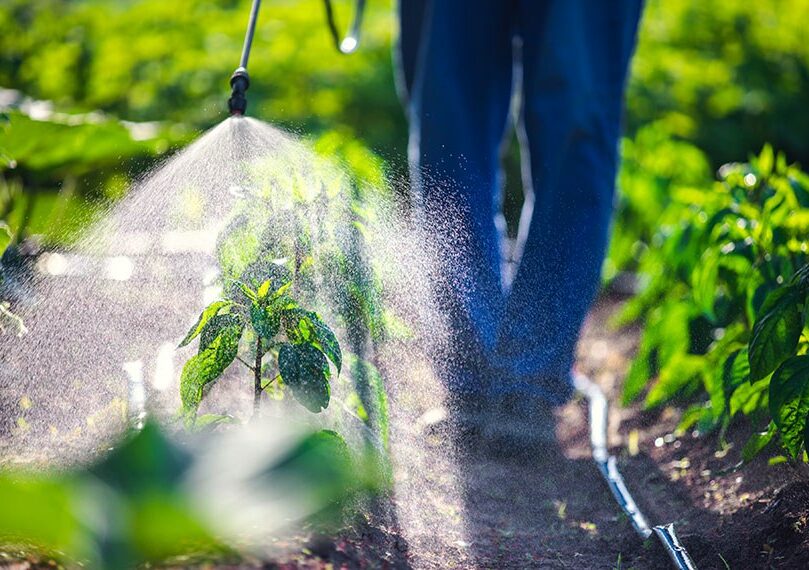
[574,374,698,570]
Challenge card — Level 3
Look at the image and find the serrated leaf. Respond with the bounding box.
[178,301,231,347]
[283,309,342,373]
[769,355,809,458]
[180,322,243,414]
[748,286,803,381]
[278,343,331,413]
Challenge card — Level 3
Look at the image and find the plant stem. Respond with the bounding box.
[261,373,280,389]
[252,337,262,420]
[237,355,256,371]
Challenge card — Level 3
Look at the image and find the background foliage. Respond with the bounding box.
[3,0,809,245]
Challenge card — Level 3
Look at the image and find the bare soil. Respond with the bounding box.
[261,296,809,569]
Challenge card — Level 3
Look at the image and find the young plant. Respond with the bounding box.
[178,264,341,424]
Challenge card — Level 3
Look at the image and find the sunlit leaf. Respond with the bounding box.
[178,301,231,348]
[769,355,809,458]
[180,322,243,414]
[283,308,342,373]
[278,342,331,413]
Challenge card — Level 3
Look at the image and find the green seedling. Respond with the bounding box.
[178,265,341,424]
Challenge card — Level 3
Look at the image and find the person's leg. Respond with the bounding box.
[405,0,514,394]
[495,0,643,403]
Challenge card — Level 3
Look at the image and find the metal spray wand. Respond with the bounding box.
[227,0,366,116]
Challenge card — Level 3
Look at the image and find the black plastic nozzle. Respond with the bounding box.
[228,67,250,116]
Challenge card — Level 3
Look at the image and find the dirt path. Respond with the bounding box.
[336,298,656,570]
[274,297,809,569]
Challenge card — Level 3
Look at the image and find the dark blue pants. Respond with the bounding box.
[399,0,642,404]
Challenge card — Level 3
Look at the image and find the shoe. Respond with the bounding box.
[448,391,487,435]
[482,392,559,457]
[419,391,487,441]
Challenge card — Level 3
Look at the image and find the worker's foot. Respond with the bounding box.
[419,390,487,441]
[447,391,487,437]
[482,392,559,458]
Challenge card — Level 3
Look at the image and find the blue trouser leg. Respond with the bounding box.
[493,1,643,403]
[405,0,514,393]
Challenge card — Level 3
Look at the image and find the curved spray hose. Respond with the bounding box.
[574,374,698,570]
[227,0,367,116]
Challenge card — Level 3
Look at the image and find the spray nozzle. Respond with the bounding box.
[228,67,250,116]
[225,0,366,117]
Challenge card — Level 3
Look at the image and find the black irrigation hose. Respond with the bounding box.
[574,374,699,570]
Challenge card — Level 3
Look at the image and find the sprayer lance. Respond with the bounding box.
[227,0,367,115]
[228,0,261,115]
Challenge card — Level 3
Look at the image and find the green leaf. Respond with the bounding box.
[742,422,776,462]
[758,143,774,177]
[723,347,750,398]
[677,404,711,434]
[691,250,719,320]
[250,302,280,341]
[748,286,803,381]
[0,473,81,559]
[271,281,292,300]
[236,281,258,303]
[645,354,704,409]
[180,322,243,414]
[730,377,769,416]
[622,340,652,404]
[178,301,231,347]
[256,279,272,299]
[259,429,370,507]
[192,413,236,431]
[199,314,242,351]
[278,343,331,413]
[91,422,191,497]
[769,355,809,458]
[283,309,342,373]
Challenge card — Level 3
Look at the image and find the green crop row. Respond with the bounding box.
[617,143,809,461]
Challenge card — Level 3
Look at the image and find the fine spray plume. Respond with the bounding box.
[0,0,479,562]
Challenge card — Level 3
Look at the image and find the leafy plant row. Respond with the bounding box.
[620,145,809,461]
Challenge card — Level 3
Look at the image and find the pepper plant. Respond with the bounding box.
[619,145,809,461]
[178,261,342,424]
